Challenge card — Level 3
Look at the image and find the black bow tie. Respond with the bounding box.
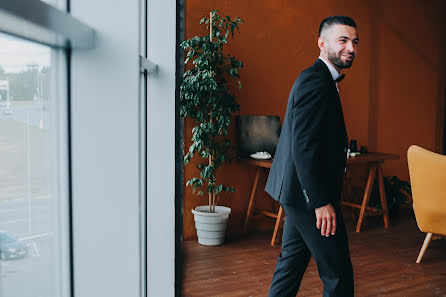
[334,74,345,83]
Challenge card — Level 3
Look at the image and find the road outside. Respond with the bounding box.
[0,101,64,297]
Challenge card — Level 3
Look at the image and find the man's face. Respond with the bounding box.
[320,24,359,70]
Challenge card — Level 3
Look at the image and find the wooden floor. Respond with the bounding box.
[182,208,446,297]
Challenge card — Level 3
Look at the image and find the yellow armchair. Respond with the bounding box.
[407,145,446,263]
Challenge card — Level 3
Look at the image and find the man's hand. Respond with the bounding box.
[315,203,337,237]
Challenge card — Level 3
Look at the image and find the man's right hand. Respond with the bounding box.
[315,203,337,237]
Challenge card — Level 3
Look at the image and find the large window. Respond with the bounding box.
[0,0,177,295]
[0,32,70,297]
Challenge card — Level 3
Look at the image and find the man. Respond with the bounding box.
[265,16,359,297]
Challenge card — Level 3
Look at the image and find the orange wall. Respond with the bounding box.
[183,0,446,240]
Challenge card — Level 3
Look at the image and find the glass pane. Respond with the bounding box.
[0,33,69,297]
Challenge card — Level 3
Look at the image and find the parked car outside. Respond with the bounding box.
[0,231,28,260]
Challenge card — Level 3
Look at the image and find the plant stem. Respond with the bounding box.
[214,193,217,212]
[209,12,213,42]
[211,152,215,213]
[208,153,212,213]
[208,114,215,213]
[208,193,212,213]
[209,13,214,213]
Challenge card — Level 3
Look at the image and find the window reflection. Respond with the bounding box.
[0,32,66,297]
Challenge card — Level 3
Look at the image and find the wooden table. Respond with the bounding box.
[341,153,399,232]
[241,152,399,245]
[239,158,277,244]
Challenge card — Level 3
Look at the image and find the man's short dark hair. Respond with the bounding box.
[318,16,357,37]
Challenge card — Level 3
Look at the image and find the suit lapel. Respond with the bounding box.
[313,59,348,144]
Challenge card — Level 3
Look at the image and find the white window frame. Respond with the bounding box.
[146,0,176,295]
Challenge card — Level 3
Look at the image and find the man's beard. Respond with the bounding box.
[327,48,354,69]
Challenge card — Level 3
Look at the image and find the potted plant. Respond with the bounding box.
[180,10,244,245]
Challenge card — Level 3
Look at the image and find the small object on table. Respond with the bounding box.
[250,151,271,160]
[347,149,360,158]
[349,139,358,152]
[360,146,368,154]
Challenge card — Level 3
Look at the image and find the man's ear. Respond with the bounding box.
[318,36,325,51]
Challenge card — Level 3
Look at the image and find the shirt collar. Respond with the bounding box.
[318,56,340,82]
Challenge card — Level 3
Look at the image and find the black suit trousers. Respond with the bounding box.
[268,204,354,297]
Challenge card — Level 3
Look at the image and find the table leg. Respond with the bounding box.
[244,167,261,232]
[377,164,390,228]
[356,163,377,232]
[271,206,283,246]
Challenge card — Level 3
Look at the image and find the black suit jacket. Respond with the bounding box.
[265,59,348,210]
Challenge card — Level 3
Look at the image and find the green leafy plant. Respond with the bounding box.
[180,10,244,213]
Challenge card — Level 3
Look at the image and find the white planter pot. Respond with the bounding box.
[192,206,231,246]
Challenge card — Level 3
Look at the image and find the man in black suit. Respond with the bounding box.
[265,16,359,297]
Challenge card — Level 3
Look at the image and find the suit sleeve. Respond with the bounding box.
[291,77,331,210]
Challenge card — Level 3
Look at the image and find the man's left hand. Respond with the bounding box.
[315,203,337,237]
